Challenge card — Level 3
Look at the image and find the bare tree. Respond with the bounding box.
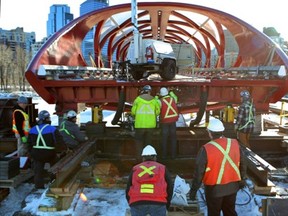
[14,46,30,91]
[0,44,14,91]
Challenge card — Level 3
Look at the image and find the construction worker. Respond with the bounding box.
[12,96,30,156]
[189,118,247,216]
[59,110,88,151]
[27,110,67,189]
[126,145,173,216]
[235,90,256,148]
[131,85,160,158]
[157,87,179,159]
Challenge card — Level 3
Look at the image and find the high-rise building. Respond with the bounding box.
[31,38,48,57]
[80,0,109,65]
[47,4,74,38]
[0,27,35,54]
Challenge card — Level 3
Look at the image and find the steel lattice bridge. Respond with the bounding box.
[25,2,288,116]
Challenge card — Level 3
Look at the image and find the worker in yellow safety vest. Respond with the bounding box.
[12,96,30,156]
[126,145,173,216]
[190,118,247,216]
[131,85,160,158]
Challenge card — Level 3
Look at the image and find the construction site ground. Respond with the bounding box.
[0,97,288,215]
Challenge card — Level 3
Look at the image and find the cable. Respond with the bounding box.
[197,187,252,206]
[236,188,252,206]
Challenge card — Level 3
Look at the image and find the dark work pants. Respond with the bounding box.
[31,149,57,189]
[205,192,237,216]
[160,122,177,159]
[135,128,154,158]
[33,160,46,189]
[237,131,251,148]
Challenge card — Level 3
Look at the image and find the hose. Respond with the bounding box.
[111,86,126,125]
[198,187,252,206]
[235,188,252,206]
[189,88,208,127]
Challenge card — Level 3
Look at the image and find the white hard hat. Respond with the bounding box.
[141,145,157,156]
[207,119,225,132]
[67,110,77,119]
[160,87,168,96]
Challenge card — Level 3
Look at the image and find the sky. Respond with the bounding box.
[0,0,287,41]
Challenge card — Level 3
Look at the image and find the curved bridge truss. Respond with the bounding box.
[25,2,288,114]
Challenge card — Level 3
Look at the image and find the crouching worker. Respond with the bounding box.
[60,110,88,151]
[126,145,173,216]
[27,110,67,189]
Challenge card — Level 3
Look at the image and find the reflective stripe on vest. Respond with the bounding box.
[136,104,155,115]
[138,165,156,177]
[59,121,75,139]
[238,103,255,130]
[162,97,178,119]
[33,124,55,150]
[206,139,240,184]
[12,109,30,135]
[138,165,156,194]
[141,184,154,193]
[128,161,167,204]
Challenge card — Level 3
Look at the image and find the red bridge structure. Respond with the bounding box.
[25,2,288,118]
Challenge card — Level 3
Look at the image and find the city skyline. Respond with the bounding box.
[0,0,287,41]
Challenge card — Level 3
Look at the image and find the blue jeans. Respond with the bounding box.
[130,204,167,216]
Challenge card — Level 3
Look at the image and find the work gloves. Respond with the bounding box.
[21,136,28,143]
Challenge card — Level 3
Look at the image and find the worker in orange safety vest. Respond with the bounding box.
[12,96,30,156]
[157,87,179,159]
[126,145,173,216]
[189,118,247,216]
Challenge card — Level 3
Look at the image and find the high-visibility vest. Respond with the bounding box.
[32,124,55,150]
[128,161,168,204]
[12,109,30,136]
[238,102,255,130]
[203,138,241,185]
[160,96,179,123]
[131,97,160,128]
[59,121,75,139]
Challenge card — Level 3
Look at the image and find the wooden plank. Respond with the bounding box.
[49,141,95,188]
[168,200,201,215]
[49,180,80,196]
[253,179,276,196]
[0,169,34,188]
[254,185,277,196]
